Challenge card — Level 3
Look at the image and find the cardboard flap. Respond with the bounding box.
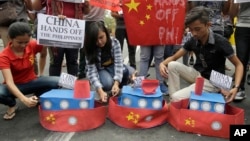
[141,79,159,95]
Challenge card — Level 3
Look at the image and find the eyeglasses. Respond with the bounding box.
[199,54,207,68]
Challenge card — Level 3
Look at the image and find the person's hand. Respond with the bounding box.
[129,71,138,84]
[21,96,38,108]
[58,15,67,19]
[111,83,120,96]
[220,88,238,103]
[159,62,168,78]
[97,90,108,103]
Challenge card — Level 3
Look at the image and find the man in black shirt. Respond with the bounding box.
[159,6,243,103]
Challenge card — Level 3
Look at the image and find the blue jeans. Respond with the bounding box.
[139,46,165,83]
[98,64,133,91]
[0,76,59,107]
[235,26,250,89]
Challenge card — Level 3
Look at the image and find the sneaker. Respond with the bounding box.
[160,82,169,96]
[234,89,246,101]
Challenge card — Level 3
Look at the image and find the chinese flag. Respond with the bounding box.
[89,0,121,11]
[122,0,186,46]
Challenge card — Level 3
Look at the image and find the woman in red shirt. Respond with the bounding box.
[0,22,60,120]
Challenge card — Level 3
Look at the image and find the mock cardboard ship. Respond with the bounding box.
[168,77,244,138]
[189,91,226,113]
[39,80,107,132]
[108,79,169,129]
[118,85,163,109]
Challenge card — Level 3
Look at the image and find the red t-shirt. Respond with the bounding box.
[0,40,43,84]
[46,0,75,18]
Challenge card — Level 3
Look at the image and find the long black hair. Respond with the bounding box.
[84,21,112,64]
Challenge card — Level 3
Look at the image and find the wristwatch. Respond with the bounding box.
[232,85,240,90]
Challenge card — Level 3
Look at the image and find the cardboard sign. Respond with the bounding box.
[132,76,145,88]
[37,14,85,48]
[234,0,249,3]
[58,72,77,89]
[209,70,232,91]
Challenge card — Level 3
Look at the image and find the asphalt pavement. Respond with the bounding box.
[0,39,249,141]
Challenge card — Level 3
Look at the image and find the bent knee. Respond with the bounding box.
[170,92,190,102]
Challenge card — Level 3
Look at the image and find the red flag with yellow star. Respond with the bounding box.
[168,99,244,138]
[122,0,186,46]
[108,97,169,129]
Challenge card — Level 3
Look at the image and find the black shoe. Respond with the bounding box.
[130,64,136,70]
[247,74,250,85]
[189,56,194,65]
[234,89,246,101]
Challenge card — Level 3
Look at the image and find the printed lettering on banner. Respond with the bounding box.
[58,72,77,89]
[37,14,85,48]
[209,70,232,91]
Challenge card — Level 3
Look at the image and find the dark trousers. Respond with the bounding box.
[115,28,136,69]
[48,47,79,76]
[235,27,250,89]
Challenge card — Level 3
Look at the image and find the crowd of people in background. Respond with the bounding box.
[0,0,249,120]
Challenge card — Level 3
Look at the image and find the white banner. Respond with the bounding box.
[234,0,250,3]
[209,70,232,91]
[58,0,85,3]
[58,72,77,89]
[37,14,85,48]
[188,0,227,1]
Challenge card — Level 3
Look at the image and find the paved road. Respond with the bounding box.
[0,39,249,141]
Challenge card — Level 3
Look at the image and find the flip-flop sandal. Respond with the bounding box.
[3,106,19,120]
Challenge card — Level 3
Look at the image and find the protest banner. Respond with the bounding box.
[89,0,120,11]
[209,70,233,91]
[37,14,85,48]
[122,0,186,46]
[58,0,85,3]
[58,72,77,89]
[234,0,249,3]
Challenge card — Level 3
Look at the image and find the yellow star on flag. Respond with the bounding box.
[185,118,191,125]
[185,117,195,127]
[125,0,140,12]
[126,114,134,121]
[146,4,152,10]
[145,14,150,20]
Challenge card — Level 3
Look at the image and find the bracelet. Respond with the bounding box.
[232,85,240,89]
[27,10,36,14]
